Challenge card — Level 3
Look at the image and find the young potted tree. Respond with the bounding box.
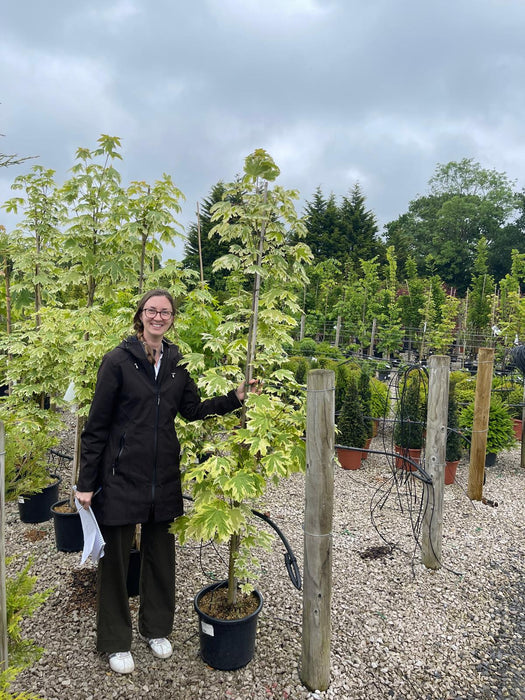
[172,149,312,670]
[3,406,62,524]
[393,370,425,471]
[336,374,367,470]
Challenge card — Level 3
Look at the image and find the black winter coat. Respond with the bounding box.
[77,336,241,526]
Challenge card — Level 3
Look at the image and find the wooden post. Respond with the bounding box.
[0,421,8,670]
[421,355,450,569]
[301,370,334,692]
[467,348,494,500]
[334,315,341,348]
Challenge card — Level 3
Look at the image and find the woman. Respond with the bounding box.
[76,288,255,674]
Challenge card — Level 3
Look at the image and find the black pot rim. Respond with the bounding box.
[194,580,263,624]
[50,498,79,514]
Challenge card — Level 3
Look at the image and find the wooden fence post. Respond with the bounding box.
[301,370,334,692]
[468,348,494,500]
[0,421,8,670]
[421,355,450,569]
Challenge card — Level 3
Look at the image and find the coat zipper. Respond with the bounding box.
[113,433,126,476]
[152,372,161,506]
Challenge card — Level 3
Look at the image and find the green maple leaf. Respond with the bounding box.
[187,500,244,542]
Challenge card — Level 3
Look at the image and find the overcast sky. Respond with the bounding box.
[2,0,525,260]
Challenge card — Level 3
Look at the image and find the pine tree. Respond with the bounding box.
[339,183,384,266]
[301,188,342,261]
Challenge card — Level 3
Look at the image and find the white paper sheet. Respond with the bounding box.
[74,494,106,565]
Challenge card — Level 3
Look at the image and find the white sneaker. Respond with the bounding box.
[109,651,134,674]
[140,634,172,659]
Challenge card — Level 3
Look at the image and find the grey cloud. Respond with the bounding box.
[2,0,525,260]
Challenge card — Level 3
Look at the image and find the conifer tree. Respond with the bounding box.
[339,183,384,266]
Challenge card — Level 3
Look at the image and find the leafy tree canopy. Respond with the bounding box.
[385,158,520,294]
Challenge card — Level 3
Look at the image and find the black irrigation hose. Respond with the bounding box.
[182,495,302,591]
[251,509,302,591]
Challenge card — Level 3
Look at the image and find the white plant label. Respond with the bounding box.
[201,621,214,637]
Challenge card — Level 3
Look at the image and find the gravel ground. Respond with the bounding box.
[5,421,525,700]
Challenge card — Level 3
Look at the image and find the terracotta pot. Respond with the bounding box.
[394,446,421,471]
[361,437,372,460]
[513,418,522,441]
[337,447,362,470]
[445,460,459,485]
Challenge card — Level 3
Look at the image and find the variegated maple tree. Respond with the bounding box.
[172,149,312,606]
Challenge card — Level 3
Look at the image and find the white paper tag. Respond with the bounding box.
[201,621,214,637]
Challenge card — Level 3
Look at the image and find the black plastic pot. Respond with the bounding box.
[51,499,84,552]
[194,580,263,670]
[485,451,497,467]
[18,475,61,524]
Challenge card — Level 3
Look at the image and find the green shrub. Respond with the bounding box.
[459,397,515,454]
[297,338,317,356]
[1,668,43,700]
[284,356,310,384]
[335,364,351,414]
[369,376,390,419]
[2,406,60,501]
[6,556,52,669]
[454,376,476,407]
[394,373,424,449]
[446,385,463,462]
[358,366,373,439]
[337,375,367,449]
[294,357,309,384]
[315,341,344,359]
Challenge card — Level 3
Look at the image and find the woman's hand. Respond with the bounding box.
[76,490,94,510]
[235,378,261,402]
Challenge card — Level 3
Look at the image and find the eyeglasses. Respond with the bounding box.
[143,307,174,320]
